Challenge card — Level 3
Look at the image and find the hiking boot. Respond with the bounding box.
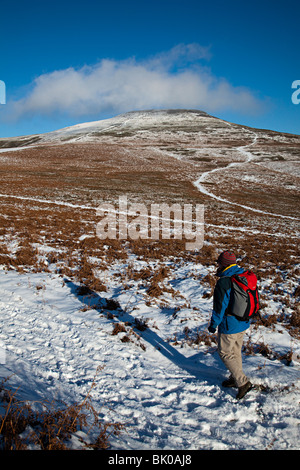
[222,377,236,388]
[236,381,253,399]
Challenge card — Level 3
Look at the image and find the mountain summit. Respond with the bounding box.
[1,108,299,149]
[43,109,217,142]
[0,109,230,147]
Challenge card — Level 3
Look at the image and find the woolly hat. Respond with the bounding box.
[217,250,237,267]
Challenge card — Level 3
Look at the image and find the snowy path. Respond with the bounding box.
[193,133,300,221]
[1,267,299,450]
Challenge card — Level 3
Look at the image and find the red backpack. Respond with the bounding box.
[229,270,260,321]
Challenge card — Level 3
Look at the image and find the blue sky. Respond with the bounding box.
[0,0,299,137]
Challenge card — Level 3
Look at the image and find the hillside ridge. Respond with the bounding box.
[1,109,299,149]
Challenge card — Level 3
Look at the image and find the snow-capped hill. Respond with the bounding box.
[1,108,299,149]
[39,109,219,143]
[0,109,224,147]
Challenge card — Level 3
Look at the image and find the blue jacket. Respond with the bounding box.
[209,264,250,334]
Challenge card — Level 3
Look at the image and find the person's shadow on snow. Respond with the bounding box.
[64,279,225,384]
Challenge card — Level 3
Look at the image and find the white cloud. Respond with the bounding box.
[6,44,265,120]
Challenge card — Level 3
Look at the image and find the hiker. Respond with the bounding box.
[208,251,253,399]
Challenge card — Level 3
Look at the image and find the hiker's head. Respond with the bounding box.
[217,251,237,269]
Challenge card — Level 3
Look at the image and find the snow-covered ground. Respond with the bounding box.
[0,255,299,450]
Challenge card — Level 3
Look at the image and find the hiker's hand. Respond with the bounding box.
[208,325,216,333]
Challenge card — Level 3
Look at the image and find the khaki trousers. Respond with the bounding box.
[217,331,249,387]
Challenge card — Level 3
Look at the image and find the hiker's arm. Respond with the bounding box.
[209,278,231,330]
